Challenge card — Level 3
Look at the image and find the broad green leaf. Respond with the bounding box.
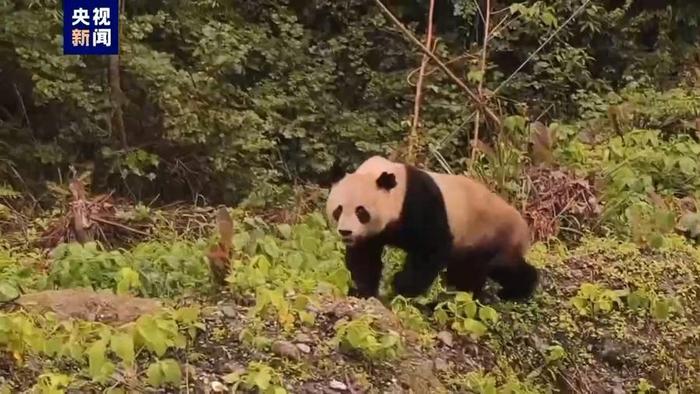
[277,224,292,239]
[87,338,113,383]
[137,316,168,356]
[0,282,19,302]
[461,318,488,338]
[626,290,649,311]
[262,236,280,259]
[116,267,141,295]
[146,362,163,387]
[463,299,477,319]
[299,236,318,253]
[272,387,288,394]
[110,332,135,367]
[160,359,182,385]
[677,157,696,176]
[545,345,566,362]
[478,306,499,325]
[651,299,671,321]
[252,369,272,390]
[232,232,251,251]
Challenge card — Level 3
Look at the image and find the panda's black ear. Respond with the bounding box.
[376,171,397,191]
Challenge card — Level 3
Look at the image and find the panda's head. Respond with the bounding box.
[325,167,403,246]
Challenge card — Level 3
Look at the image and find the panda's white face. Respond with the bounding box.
[325,171,399,246]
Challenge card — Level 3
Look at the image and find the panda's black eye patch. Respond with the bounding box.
[332,205,342,221]
[356,206,370,224]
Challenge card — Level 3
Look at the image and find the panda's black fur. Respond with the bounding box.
[325,156,539,302]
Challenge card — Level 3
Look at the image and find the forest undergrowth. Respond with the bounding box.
[1,143,699,393]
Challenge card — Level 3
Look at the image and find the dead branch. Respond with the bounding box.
[524,166,600,241]
[406,0,436,164]
[373,0,501,127]
[109,0,127,148]
[69,179,93,243]
[40,180,152,249]
[207,206,234,285]
[469,0,492,170]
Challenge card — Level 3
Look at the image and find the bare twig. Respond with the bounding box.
[91,216,150,236]
[406,0,436,164]
[493,0,592,95]
[470,0,492,170]
[109,0,127,148]
[406,52,476,85]
[373,0,501,126]
[13,84,32,132]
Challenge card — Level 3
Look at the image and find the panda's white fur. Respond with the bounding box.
[325,155,537,301]
[326,156,406,243]
[424,169,530,256]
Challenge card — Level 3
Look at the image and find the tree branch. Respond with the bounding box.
[406,0,436,164]
[470,0,492,169]
[373,0,501,127]
[109,0,127,148]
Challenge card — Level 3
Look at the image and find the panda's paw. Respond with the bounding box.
[348,286,377,299]
[392,272,424,298]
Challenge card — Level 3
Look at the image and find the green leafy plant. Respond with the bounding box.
[626,289,682,321]
[332,315,402,361]
[433,292,499,339]
[570,283,625,316]
[0,307,202,388]
[48,241,211,298]
[249,287,316,331]
[390,296,430,332]
[223,361,287,394]
[146,358,182,388]
[31,373,73,394]
[226,213,349,297]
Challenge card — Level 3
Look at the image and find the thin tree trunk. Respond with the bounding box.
[406,0,436,165]
[109,0,127,148]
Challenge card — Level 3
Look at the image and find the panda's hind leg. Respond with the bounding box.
[487,253,538,301]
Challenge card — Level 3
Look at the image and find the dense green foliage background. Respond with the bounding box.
[1,0,699,208]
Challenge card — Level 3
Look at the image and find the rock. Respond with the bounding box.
[210,381,226,392]
[611,385,626,394]
[272,340,301,360]
[398,359,446,393]
[437,331,453,347]
[225,361,245,374]
[295,333,313,343]
[329,379,348,391]
[433,357,449,371]
[296,343,311,353]
[219,305,237,318]
[599,339,623,368]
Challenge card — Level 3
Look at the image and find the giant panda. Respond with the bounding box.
[324,155,538,302]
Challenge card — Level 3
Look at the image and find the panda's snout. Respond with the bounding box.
[338,229,355,244]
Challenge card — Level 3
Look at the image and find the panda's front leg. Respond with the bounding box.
[345,239,384,298]
[392,247,450,298]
